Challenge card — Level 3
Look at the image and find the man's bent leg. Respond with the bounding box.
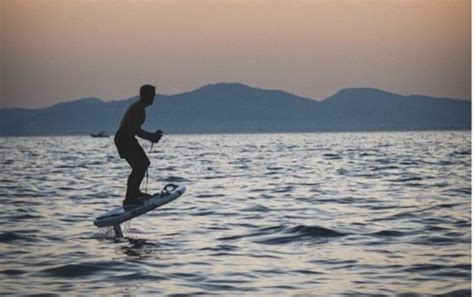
[124,146,150,202]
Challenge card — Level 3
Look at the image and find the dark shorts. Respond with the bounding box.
[114,132,150,169]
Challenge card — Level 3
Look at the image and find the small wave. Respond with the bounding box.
[272,186,294,193]
[161,176,191,182]
[390,177,423,183]
[310,258,358,267]
[40,261,123,278]
[448,150,471,157]
[436,160,456,166]
[267,166,284,171]
[287,225,347,237]
[199,244,239,252]
[111,272,165,282]
[0,232,28,243]
[399,160,421,165]
[370,230,407,237]
[57,165,75,169]
[0,269,26,276]
[8,214,42,220]
[192,210,217,216]
[218,232,268,241]
[403,263,470,274]
[336,168,348,175]
[161,166,176,171]
[413,235,465,246]
[374,158,395,164]
[424,225,448,232]
[218,225,286,241]
[335,197,358,204]
[241,204,271,212]
[435,203,460,209]
[446,188,471,195]
[264,171,280,176]
[322,153,342,160]
[435,289,471,297]
[370,166,399,171]
[292,269,324,275]
[196,194,225,199]
[0,178,15,183]
[256,224,347,245]
[57,186,76,191]
[454,219,471,228]
[370,210,416,222]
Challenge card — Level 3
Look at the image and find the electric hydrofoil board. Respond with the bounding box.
[94,183,186,237]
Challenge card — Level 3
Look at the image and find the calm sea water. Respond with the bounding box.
[0,132,471,296]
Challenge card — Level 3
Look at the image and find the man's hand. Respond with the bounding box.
[150,129,163,143]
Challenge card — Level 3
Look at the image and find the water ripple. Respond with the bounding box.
[0,132,470,296]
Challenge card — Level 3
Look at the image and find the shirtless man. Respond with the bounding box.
[114,84,163,206]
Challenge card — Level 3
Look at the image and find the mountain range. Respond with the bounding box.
[0,83,470,136]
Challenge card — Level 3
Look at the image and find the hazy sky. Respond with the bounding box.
[1,0,471,108]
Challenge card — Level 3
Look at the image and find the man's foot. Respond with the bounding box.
[136,191,152,198]
[122,191,152,206]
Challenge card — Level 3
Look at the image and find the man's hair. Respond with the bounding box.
[140,84,156,98]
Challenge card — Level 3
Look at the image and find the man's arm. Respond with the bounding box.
[136,128,154,141]
[137,128,163,143]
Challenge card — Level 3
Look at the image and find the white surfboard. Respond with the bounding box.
[94,183,186,236]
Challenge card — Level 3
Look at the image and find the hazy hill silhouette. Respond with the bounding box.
[0,83,470,135]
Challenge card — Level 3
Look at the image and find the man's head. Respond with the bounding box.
[140,84,156,106]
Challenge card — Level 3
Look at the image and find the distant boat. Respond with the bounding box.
[90,131,110,138]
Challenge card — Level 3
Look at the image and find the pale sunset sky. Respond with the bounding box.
[0,0,471,108]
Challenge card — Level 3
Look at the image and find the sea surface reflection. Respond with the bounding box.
[0,132,471,296]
